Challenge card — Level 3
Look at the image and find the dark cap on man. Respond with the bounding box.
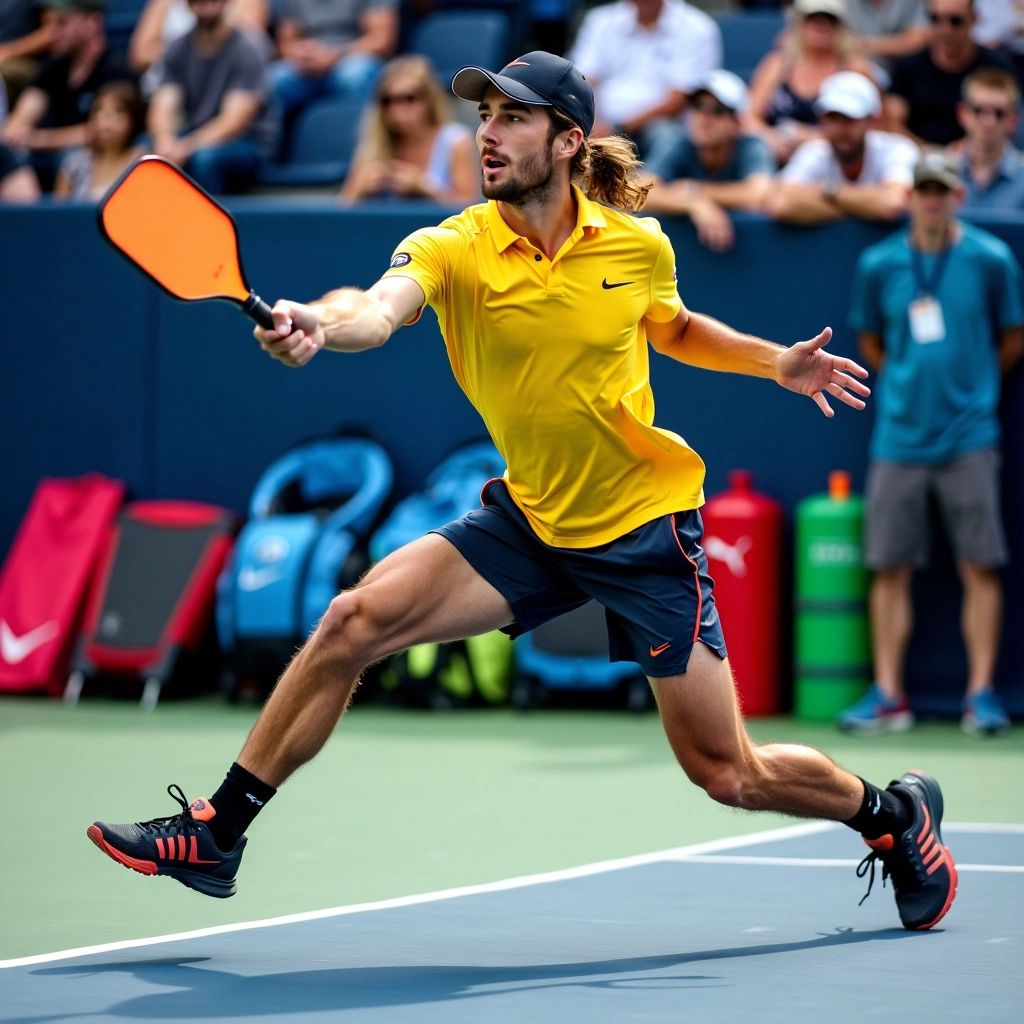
[41,0,107,12]
[451,51,595,137]
[913,151,962,191]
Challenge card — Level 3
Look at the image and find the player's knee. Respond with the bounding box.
[310,591,378,671]
[685,759,747,808]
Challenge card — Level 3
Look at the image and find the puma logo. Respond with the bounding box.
[704,535,753,577]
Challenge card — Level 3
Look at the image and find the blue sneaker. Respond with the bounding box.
[837,685,914,734]
[962,689,1010,736]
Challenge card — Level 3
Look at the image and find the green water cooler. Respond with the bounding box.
[794,471,871,721]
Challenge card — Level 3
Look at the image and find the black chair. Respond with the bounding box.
[408,10,512,91]
[257,96,365,189]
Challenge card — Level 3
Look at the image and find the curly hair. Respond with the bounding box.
[548,110,652,213]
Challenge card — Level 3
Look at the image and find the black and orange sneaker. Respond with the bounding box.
[856,770,958,930]
[87,784,245,899]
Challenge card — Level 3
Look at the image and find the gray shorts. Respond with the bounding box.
[864,448,1008,570]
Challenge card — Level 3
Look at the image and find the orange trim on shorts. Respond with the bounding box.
[670,512,702,645]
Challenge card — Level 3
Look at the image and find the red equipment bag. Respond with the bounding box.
[66,500,235,710]
[701,470,783,716]
[0,475,126,696]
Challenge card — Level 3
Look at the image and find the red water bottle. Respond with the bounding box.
[701,470,783,716]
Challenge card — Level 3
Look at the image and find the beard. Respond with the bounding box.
[481,146,557,203]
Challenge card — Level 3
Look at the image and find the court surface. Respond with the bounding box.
[4,820,1022,1024]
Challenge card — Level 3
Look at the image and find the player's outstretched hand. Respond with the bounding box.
[253,300,325,367]
[775,326,871,418]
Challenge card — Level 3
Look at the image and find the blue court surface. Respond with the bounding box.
[3,822,1022,1024]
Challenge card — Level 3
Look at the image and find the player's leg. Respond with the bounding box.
[87,534,514,896]
[238,532,514,787]
[651,644,957,929]
[650,643,863,820]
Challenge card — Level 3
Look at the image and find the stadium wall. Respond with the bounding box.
[3,203,1023,715]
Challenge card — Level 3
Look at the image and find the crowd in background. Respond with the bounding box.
[0,0,1022,222]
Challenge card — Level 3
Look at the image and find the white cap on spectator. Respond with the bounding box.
[815,71,881,120]
[694,69,748,115]
[792,0,847,22]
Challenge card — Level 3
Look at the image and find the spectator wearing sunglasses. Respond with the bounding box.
[954,67,1024,209]
[885,0,1014,146]
[643,69,774,251]
[339,55,478,205]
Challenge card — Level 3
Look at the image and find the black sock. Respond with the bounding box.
[207,762,277,851]
[843,778,912,839]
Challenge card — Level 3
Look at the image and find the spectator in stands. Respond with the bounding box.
[0,137,40,198]
[768,70,917,224]
[973,0,1024,86]
[845,0,930,70]
[644,69,774,252]
[147,0,272,193]
[954,68,1024,209]
[840,151,1023,736]
[1,0,134,189]
[0,0,53,107]
[129,0,270,96]
[54,79,143,198]
[569,0,721,158]
[339,55,477,205]
[270,0,397,126]
[885,0,1014,146]
[745,0,876,166]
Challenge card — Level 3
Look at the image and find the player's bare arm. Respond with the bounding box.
[253,275,426,367]
[646,306,870,417]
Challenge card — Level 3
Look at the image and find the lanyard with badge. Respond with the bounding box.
[908,242,951,344]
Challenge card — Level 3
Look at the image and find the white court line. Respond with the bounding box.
[676,855,1024,873]
[1,819,1018,970]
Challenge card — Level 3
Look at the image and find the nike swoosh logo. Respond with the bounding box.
[0,619,60,664]
[602,278,633,290]
[505,60,531,69]
[649,641,672,657]
[238,567,284,592]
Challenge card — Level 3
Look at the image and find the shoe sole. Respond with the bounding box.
[900,771,958,930]
[87,824,237,899]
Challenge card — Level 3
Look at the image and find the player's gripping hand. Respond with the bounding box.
[776,326,871,418]
[253,301,325,367]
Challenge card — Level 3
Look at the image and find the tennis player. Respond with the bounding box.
[88,52,957,930]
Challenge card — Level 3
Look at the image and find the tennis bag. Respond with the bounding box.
[513,600,653,711]
[369,440,514,708]
[0,474,125,696]
[216,435,393,696]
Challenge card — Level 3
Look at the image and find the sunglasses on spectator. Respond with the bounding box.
[928,13,967,26]
[968,104,1013,120]
[380,92,424,106]
[691,99,734,117]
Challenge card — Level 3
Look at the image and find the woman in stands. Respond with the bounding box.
[54,81,144,200]
[339,55,478,206]
[743,0,875,166]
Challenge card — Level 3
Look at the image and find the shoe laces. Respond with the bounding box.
[856,848,890,906]
[856,838,921,905]
[134,784,197,835]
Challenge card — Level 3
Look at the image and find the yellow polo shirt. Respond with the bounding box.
[383,186,706,548]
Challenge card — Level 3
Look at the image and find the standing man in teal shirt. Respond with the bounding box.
[842,151,1024,735]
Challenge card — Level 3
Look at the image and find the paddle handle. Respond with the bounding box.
[242,292,275,330]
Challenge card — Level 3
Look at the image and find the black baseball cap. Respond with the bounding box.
[451,51,595,136]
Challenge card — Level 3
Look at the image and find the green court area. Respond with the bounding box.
[2,695,1022,961]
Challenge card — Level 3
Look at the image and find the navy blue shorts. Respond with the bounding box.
[432,479,727,677]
